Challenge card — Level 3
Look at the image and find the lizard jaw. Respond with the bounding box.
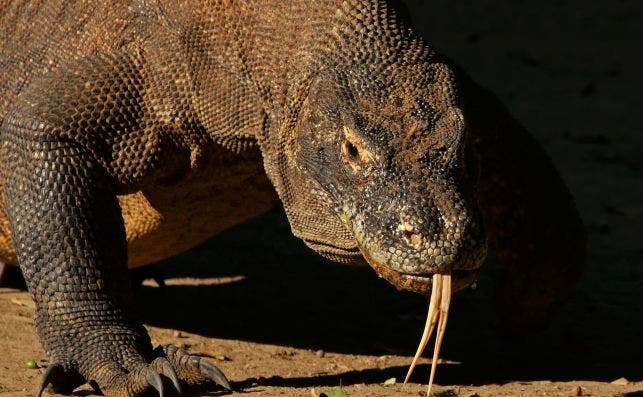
[363,250,480,295]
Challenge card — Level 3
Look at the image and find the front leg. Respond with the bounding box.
[0,62,230,396]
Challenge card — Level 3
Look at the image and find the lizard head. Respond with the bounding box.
[270,58,487,295]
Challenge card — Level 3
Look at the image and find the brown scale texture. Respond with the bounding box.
[0,1,585,395]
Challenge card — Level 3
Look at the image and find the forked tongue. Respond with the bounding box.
[403,273,452,397]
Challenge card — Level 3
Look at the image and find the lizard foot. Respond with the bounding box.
[37,345,230,396]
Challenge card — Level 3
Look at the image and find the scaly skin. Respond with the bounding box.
[0,1,585,395]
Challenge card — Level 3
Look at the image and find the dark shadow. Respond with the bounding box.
[232,365,413,389]
[71,392,96,397]
[130,208,643,386]
[231,361,643,390]
[0,262,26,289]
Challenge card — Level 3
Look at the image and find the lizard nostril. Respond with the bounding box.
[399,223,423,246]
[406,231,423,246]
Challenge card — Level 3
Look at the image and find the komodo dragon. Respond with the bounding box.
[0,1,585,396]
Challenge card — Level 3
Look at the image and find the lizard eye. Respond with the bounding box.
[340,128,373,175]
[345,141,359,158]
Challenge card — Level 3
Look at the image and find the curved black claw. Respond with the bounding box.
[36,346,229,396]
[161,344,232,391]
[153,357,182,394]
[37,364,62,397]
[145,368,164,397]
[190,356,231,390]
[37,363,83,397]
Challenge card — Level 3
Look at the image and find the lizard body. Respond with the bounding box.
[0,1,585,395]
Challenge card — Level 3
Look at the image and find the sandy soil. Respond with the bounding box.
[1,0,642,396]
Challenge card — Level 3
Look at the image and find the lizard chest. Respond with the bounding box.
[119,144,278,268]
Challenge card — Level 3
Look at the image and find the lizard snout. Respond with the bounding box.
[350,185,487,294]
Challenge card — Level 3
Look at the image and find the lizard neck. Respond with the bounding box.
[160,0,428,108]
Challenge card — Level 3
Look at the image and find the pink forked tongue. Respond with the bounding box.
[403,274,452,397]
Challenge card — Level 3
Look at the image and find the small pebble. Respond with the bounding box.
[316,349,325,358]
[569,385,582,396]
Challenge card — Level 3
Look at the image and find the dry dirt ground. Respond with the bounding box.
[1,0,642,396]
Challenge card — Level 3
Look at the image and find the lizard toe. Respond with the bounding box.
[100,345,231,396]
[150,357,182,394]
[144,368,164,396]
[37,345,230,396]
[98,362,175,397]
[37,363,85,397]
[159,344,231,390]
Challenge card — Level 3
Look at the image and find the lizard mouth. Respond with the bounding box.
[305,238,481,293]
[369,260,479,294]
[360,247,480,295]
